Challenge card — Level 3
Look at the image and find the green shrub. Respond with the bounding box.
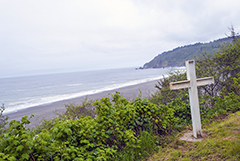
[0,92,179,160]
[204,77,240,120]
[95,92,178,137]
[113,131,158,161]
[0,116,34,160]
[35,117,116,160]
[64,97,96,119]
[32,117,61,134]
[167,97,191,126]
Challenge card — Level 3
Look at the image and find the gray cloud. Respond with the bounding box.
[1,0,240,77]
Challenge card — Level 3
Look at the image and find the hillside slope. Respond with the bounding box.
[148,111,240,160]
[143,37,233,69]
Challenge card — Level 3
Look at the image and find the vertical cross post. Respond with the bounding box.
[186,60,202,138]
[169,60,214,138]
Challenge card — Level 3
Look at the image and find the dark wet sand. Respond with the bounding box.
[7,80,159,128]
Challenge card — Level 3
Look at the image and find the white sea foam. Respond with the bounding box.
[66,83,83,87]
[4,75,168,114]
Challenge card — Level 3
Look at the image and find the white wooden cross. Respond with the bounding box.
[170,60,214,138]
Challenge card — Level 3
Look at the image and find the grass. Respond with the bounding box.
[147,111,240,161]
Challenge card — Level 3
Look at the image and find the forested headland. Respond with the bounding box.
[142,35,239,69]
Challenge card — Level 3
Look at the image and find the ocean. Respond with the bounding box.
[0,67,183,114]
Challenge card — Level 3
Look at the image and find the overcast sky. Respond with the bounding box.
[1,0,240,78]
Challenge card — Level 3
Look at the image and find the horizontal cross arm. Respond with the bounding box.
[196,77,214,86]
[170,80,190,90]
[170,77,214,90]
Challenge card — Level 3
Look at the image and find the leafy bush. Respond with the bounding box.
[113,131,157,161]
[0,92,179,160]
[35,117,116,160]
[0,116,34,160]
[32,98,96,135]
[206,78,240,120]
[167,97,191,126]
[32,117,61,135]
[64,97,96,119]
[94,92,178,148]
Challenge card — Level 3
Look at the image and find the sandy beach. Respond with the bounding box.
[7,80,159,128]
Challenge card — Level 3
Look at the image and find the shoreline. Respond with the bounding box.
[7,80,159,128]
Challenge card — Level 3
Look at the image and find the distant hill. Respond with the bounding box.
[142,37,234,69]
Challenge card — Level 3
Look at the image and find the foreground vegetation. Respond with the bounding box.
[1,88,240,160]
[0,30,240,160]
[0,92,178,160]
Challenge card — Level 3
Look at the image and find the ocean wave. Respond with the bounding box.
[66,83,83,87]
[4,75,167,114]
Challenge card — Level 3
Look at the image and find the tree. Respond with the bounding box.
[225,24,239,43]
[150,70,188,105]
[196,26,240,97]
